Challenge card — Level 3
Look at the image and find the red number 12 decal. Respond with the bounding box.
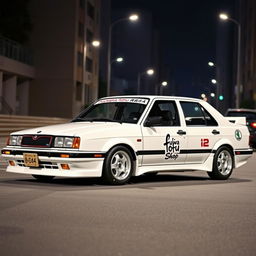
[201,138,209,147]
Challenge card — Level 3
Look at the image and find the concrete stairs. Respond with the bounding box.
[0,114,69,169]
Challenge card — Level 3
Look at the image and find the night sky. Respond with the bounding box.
[112,0,236,97]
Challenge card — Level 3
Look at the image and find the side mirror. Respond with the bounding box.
[144,116,163,127]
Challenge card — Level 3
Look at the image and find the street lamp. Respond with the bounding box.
[137,68,154,95]
[201,93,206,99]
[107,14,139,96]
[219,12,241,108]
[160,81,168,95]
[210,93,215,97]
[92,40,100,47]
[116,57,124,63]
[111,57,124,64]
[208,61,215,67]
[211,79,217,84]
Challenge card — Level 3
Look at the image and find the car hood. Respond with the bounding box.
[11,122,127,137]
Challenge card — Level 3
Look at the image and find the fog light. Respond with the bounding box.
[9,160,15,166]
[61,164,70,170]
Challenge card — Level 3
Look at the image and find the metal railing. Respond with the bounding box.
[0,36,33,65]
[0,96,13,115]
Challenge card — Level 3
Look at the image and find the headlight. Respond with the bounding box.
[54,137,80,148]
[54,137,64,147]
[9,135,23,146]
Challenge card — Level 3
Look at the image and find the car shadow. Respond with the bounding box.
[0,172,252,191]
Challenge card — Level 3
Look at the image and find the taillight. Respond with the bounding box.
[250,122,256,128]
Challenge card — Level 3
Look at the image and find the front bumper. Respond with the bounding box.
[1,147,105,177]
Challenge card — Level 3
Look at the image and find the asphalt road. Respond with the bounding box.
[0,154,255,256]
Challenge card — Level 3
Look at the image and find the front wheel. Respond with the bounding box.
[207,146,234,180]
[32,175,55,182]
[102,146,134,185]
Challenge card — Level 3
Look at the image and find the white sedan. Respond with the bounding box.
[1,96,253,185]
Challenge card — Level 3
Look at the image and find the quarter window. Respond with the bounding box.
[180,102,218,126]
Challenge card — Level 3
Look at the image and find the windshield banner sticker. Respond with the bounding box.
[164,134,180,160]
[96,98,149,105]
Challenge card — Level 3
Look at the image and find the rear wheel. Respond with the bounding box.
[32,175,55,182]
[102,146,134,185]
[208,146,233,180]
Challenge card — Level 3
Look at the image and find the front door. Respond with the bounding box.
[141,100,187,166]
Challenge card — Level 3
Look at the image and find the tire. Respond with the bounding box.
[102,146,134,185]
[207,146,234,180]
[32,175,55,182]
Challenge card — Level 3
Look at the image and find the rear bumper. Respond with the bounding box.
[234,148,253,168]
[1,148,105,177]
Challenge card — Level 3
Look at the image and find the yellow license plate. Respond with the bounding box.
[23,153,39,167]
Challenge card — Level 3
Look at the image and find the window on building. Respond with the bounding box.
[77,52,83,67]
[86,57,93,72]
[76,82,82,101]
[86,29,93,43]
[87,1,95,19]
[78,22,84,38]
[180,102,218,126]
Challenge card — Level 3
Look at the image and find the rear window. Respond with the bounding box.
[227,111,256,121]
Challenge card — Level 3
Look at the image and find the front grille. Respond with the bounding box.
[21,135,53,148]
[16,160,58,169]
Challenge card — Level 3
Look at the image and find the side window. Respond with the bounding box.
[147,100,180,126]
[180,102,218,126]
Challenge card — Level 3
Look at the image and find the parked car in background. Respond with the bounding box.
[226,108,256,148]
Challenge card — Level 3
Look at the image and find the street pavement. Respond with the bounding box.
[0,153,255,256]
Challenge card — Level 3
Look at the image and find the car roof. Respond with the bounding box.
[100,95,203,102]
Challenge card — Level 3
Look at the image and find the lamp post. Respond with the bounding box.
[219,13,241,108]
[137,69,154,95]
[107,14,139,96]
[160,81,168,95]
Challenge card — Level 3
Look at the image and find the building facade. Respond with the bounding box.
[0,0,101,118]
[240,0,256,108]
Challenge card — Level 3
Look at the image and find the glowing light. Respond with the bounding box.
[146,69,154,75]
[219,13,229,20]
[129,14,139,21]
[161,81,168,86]
[92,40,100,47]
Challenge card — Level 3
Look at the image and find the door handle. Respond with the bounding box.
[212,129,220,135]
[177,130,186,135]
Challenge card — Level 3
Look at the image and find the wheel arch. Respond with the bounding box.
[106,143,137,161]
[213,139,234,155]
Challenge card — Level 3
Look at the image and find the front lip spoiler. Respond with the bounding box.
[1,149,106,159]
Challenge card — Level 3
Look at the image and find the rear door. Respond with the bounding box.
[179,101,221,164]
[140,100,187,166]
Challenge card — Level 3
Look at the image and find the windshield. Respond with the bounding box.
[72,98,148,124]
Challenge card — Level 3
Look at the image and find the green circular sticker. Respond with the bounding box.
[235,130,242,141]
